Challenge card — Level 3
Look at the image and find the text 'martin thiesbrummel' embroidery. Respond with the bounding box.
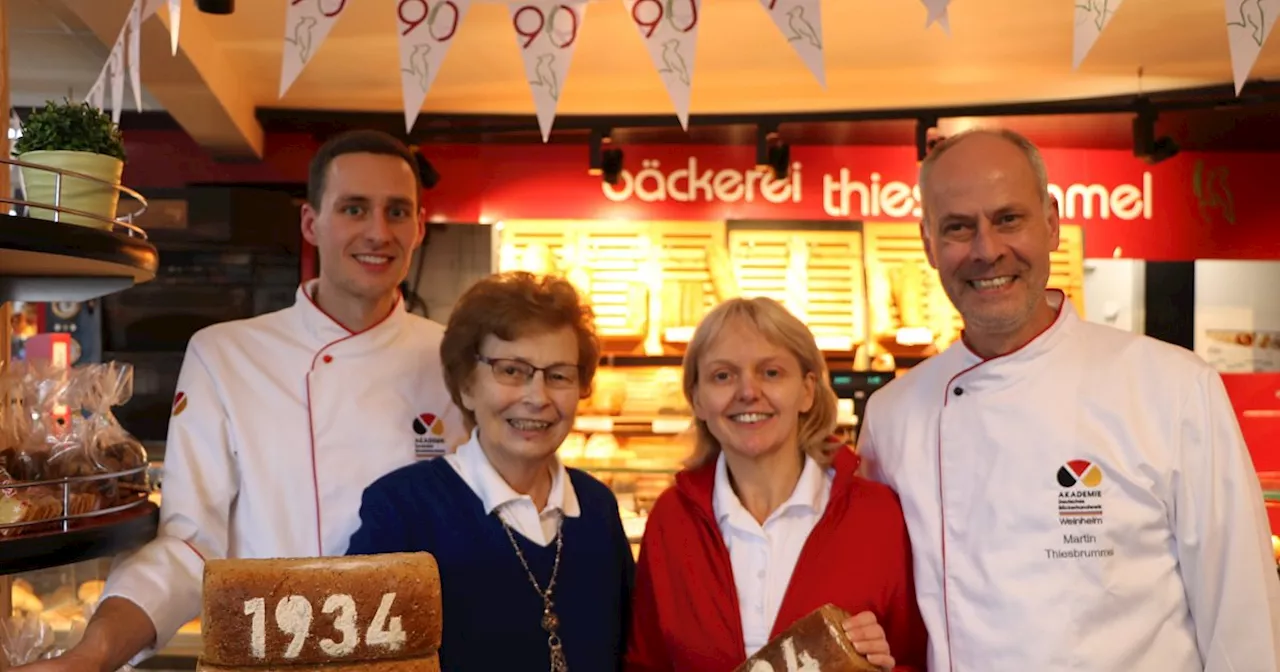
[1050,460,1116,560]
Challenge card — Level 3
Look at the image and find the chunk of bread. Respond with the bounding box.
[196,653,440,672]
[201,553,441,667]
[733,604,880,672]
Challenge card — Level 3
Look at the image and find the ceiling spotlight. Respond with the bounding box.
[589,129,624,185]
[195,0,235,14]
[1133,100,1179,165]
[755,125,790,180]
[916,117,941,162]
[411,147,440,189]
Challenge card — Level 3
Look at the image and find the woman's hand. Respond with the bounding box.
[842,611,895,671]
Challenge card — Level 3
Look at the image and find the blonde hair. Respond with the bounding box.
[681,297,839,470]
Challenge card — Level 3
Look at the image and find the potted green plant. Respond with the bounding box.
[14,99,127,230]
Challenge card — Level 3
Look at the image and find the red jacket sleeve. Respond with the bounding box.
[885,502,929,671]
[624,517,675,671]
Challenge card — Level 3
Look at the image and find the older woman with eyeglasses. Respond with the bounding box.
[347,271,634,672]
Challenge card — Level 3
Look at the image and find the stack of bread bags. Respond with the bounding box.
[196,553,442,671]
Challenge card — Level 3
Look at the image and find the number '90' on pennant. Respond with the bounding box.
[397,0,473,132]
[509,0,589,142]
[759,0,825,88]
[624,0,702,130]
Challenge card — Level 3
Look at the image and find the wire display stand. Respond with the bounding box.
[0,155,161,668]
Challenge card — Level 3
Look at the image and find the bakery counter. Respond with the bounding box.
[4,555,201,668]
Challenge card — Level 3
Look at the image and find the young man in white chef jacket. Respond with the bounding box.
[857,128,1280,671]
[17,130,467,672]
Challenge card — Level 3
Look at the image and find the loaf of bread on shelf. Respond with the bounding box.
[200,553,442,668]
[195,653,440,672]
[732,604,879,672]
[195,654,440,672]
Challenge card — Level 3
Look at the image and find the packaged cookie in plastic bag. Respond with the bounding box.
[0,361,66,537]
[0,613,55,669]
[81,361,150,507]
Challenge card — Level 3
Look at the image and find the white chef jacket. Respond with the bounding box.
[858,290,1280,672]
[712,451,832,658]
[101,280,467,661]
[443,428,581,547]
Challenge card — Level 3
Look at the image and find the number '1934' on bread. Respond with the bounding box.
[200,553,442,668]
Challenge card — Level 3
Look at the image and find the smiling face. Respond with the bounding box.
[921,132,1061,340]
[461,326,583,466]
[691,319,816,462]
[301,152,425,306]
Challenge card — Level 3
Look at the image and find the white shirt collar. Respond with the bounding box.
[713,450,828,529]
[451,429,581,519]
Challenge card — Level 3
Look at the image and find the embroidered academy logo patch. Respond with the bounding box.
[1056,459,1104,526]
[412,412,448,458]
[172,391,188,417]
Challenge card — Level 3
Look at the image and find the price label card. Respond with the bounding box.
[574,416,614,433]
[201,554,441,667]
[651,417,692,434]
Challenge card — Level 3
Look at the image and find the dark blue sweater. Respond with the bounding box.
[346,458,634,672]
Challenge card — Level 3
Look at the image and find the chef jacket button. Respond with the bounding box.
[953,386,964,396]
[323,354,333,364]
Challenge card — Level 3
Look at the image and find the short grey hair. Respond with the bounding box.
[918,127,1051,223]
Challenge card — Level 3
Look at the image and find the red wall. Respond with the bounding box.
[122,130,1280,261]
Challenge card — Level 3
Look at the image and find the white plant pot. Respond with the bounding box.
[18,150,124,230]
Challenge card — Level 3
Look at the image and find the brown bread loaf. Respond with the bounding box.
[201,553,442,667]
[195,652,440,672]
[733,604,880,672]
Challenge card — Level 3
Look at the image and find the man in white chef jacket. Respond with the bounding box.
[19,130,466,672]
[857,128,1280,671]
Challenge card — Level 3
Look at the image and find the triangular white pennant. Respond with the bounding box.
[129,0,144,110]
[758,0,825,87]
[86,70,107,111]
[279,0,352,98]
[509,0,589,142]
[109,33,127,123]
[920,0,952,35]
[624,0,702,129]
[1225,0,1280,94]
[1072,0,1124,69]
[169,0,182,55]
[397,0,473,132]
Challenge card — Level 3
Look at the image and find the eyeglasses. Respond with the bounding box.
[476,355,581,389]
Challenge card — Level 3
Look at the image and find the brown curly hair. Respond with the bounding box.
[440,271,600,429]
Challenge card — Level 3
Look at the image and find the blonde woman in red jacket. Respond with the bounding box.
[625,297,928,671]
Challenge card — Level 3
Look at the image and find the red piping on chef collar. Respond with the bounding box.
[958,288,1067,362]
[300,281,403,337]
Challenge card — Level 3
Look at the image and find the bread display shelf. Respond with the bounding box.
[0,214,159,303]
[0,500,158,575]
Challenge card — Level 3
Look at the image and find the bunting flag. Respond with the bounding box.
[1225,0,1279,94]
[920,0,952,35]
[82,0,146,121]
[279,0,353,98]
[109,35,127,123]
[169,0,182,55]
[1073,0,1124,68]
[129,0,144,110]
[397,0,473,133]
[509,0,589,142]
[624,0,702,129]
[758,0,825,87]
[86,71,106,112]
